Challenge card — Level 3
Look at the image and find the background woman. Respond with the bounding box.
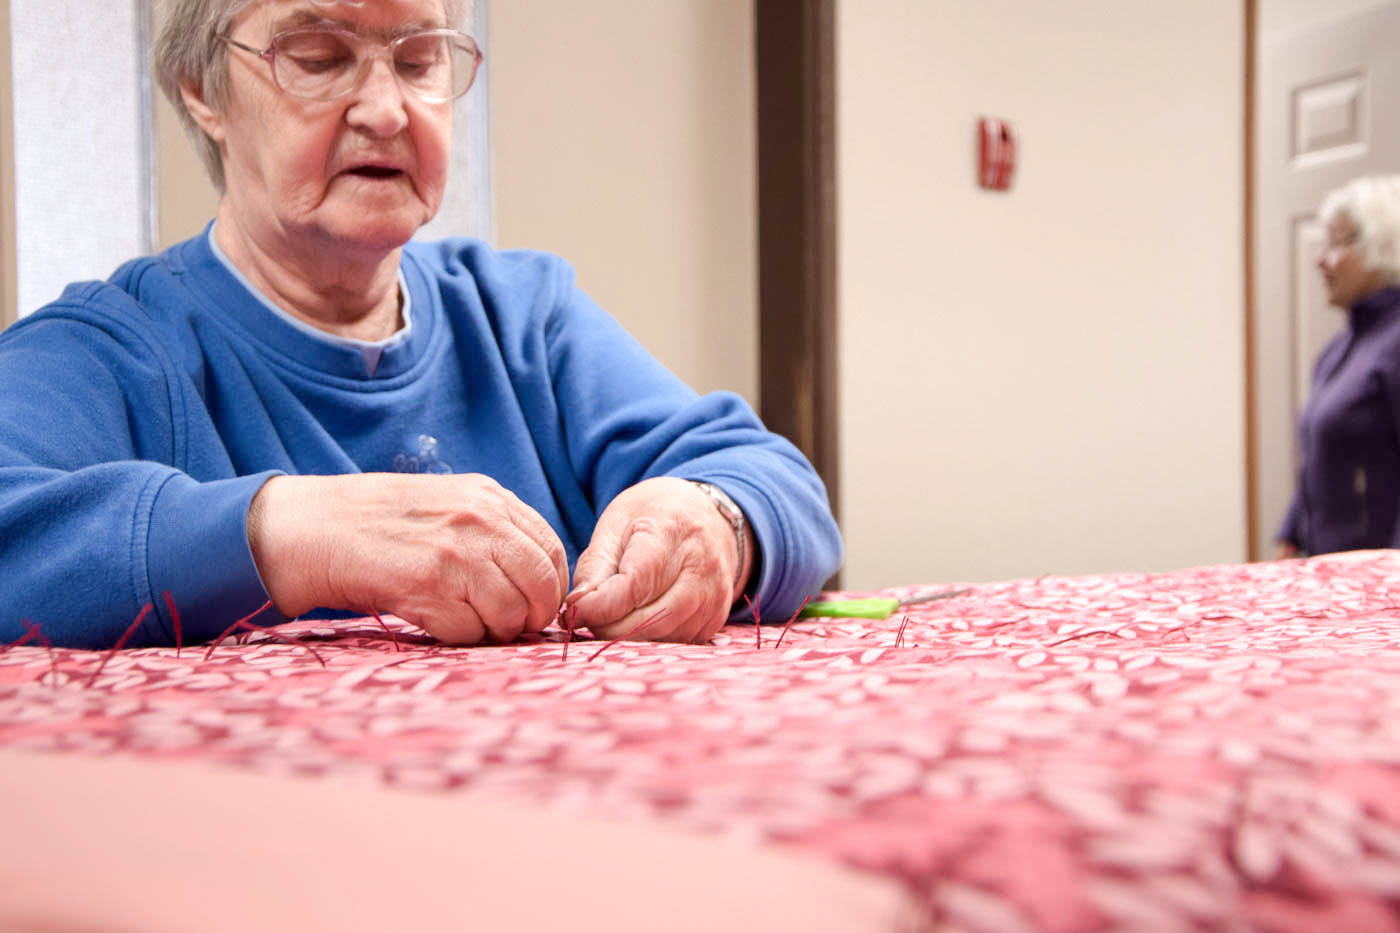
[1277,175,1400,558]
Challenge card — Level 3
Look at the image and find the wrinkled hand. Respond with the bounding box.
[567,477,750,644]
[247,473,569,645]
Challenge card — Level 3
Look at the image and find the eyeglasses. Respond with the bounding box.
[218,27,482,103]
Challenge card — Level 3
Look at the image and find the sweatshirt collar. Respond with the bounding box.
[1350,285,1400,332]
[179,223,437,382]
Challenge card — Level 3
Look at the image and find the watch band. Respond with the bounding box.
[689,481,746,590]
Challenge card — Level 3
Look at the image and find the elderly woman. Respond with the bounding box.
[0,0,841,647]
[1277,175,1400,558]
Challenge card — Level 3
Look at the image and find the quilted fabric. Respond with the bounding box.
[5,552,1400,931]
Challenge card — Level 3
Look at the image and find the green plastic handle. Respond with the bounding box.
[799,597,900,620]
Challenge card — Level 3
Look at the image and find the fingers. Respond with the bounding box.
[279,472,739,649]
[458,558,534,644]
[583,573,730,645]
[415,499,566,644]
[297,473,570,646]
[567,509,627,604]
[569,478,737,645]
[395,599,489,646]
[498,490,570,608]
[478,521,567,637]
[357,543,545,646]
[568,519,658,630]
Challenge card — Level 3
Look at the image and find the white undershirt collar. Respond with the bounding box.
[207,223,412,376]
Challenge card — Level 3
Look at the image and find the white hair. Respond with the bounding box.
[1319,175,1400,286]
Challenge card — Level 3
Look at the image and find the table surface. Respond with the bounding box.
[5,550,1400,931]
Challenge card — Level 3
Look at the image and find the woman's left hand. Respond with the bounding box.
[567,477,749,644]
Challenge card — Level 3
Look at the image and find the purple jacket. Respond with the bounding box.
[1279,285,1400,554]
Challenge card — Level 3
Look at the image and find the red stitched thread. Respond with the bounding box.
[203,601,274,661]
[206,623,326,666]
[161,591,183,657]
[201,601,325,667]
[1044,629,1130,648]
[743,594,761,649]
[368,607,401,652]
[894,612,912,649]
[773,595,811,650]
[587,609,670,663]
[85,603,154,688]
[1,621,42,652]
[27,620,60,686]
[3,619,60,687]
[560,603,577,662]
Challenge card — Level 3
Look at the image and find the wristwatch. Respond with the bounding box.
[689,480,747,589]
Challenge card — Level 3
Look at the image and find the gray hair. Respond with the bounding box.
[1319,175,1400,287]
[154,0,470,191]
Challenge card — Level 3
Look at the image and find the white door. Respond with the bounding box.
[1253,1,1400,556]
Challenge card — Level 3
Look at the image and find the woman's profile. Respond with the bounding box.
[1277,175,1400,558]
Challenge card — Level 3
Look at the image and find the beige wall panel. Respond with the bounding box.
[490,0,757,403]
[157,94,220,249]
[838,1,1247,588]
[1260,0,1396,34]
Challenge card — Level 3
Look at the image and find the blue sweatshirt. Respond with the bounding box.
[0,230,842,648]
[1278,285,1400,555]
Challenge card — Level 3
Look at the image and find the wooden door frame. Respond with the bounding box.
[755,0,839,536]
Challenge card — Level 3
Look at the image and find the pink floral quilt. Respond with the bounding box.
[5,551,1400,931]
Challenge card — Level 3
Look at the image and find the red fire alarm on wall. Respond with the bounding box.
[978,117,1016,191]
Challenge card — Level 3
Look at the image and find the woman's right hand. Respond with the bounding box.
[247,473,569,644]
[1274,541,1299,560]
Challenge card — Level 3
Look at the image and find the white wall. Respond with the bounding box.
[489,0,757,403]
[1259,0,1396,35]
[838,1,1247,588]
[11,0,150,315]
[0,0,16,327]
